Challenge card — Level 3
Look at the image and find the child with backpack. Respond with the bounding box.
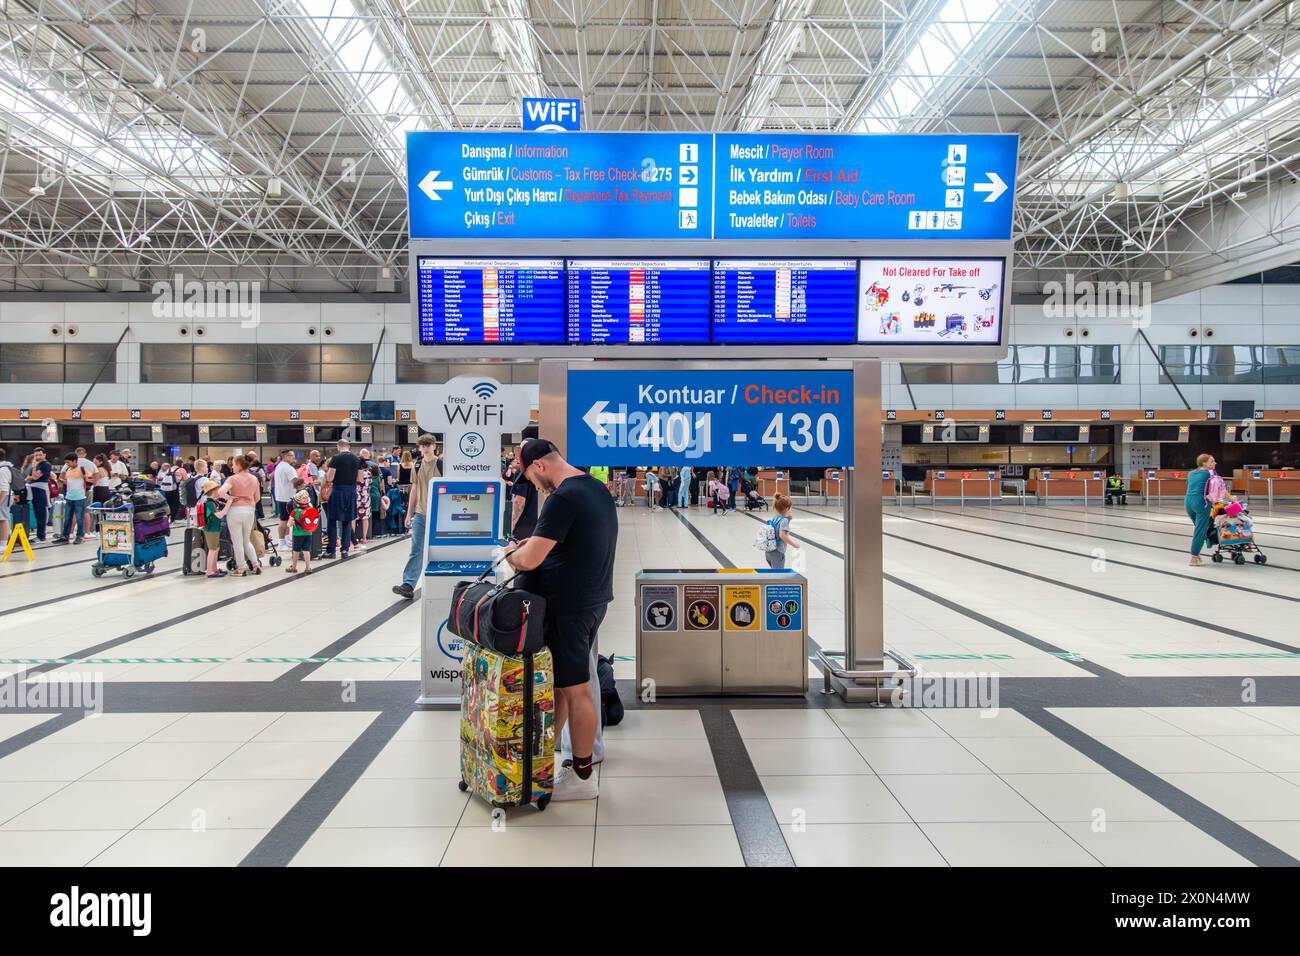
[755,493,800,568]
[287,488,320,574]
[707,471,730,515]
[200,479,227,579]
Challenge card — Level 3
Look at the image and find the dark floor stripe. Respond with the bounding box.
[239,709,409,867]
[737,510,1114,676]
[883,522,1300,654]
[696,704,796,867]
[891,510,1300,603]
[0,531,191,577]
[0,710,85,760]
[671,508,736,568]
[918,505,1300,572]
[1021,706,1300,867]
[1042,503,1300,544]
[0,568,183,617]
[279,589,420,683]
[21,537,405,676]
[934,503,1300,557]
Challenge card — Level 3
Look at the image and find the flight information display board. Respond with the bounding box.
[857,257,1004,345]
[566,259,711,344]
[711,259,859,344]
[416,257,565,345]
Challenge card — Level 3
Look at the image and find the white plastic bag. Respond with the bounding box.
[788,546,808,574]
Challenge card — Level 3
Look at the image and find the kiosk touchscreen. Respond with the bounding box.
[419,479,506,704]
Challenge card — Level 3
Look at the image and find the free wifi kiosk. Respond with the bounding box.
[415,375,533,704]
[418,481,503,704]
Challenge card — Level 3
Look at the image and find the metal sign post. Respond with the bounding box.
[540,358,902,701]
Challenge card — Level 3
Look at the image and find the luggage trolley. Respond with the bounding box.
[89,493,170,578]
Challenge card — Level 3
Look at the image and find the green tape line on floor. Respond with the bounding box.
[915,653,1015,660]
[1129,652,1300,659]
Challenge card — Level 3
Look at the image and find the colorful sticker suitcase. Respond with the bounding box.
[458,642,555,810]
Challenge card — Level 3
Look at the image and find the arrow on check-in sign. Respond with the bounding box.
[973,171,1007,203]
[583,401,626,439]
[418,170,453,201]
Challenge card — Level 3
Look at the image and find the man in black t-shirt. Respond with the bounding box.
[323,440,361,558]
[505,438,618,802]
[510,470,538,539]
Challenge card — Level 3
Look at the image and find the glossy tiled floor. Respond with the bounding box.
[1,500,1298,866]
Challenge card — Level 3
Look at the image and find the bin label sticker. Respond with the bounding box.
[641,585,678,631]
[724,584,761,632]
[683,584,720,632]
[765,584,803,631]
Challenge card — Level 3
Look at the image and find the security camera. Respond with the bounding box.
[1202,327,1214,338]
[1079,327,1090,338]
[50,325,61,336]
[178,326,190,337]
[1063,326,1075,338]
[194,326,206,337]
[307,326,318,336]
[1188,327,1199,338]
[323,326,335,337]
[65,325,78,336]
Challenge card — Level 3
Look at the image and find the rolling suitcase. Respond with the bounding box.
[183,526,206,575]
[458,642,555,811]
[309,528,323,559]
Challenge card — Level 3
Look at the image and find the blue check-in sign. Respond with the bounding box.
[566,369,854,467]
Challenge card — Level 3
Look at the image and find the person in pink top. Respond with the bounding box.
[218,453,262,576]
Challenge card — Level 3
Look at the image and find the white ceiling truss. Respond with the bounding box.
[0,0,1296,296]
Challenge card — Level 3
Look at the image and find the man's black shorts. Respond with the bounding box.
[544,605,607,689]
[276,501,292,521]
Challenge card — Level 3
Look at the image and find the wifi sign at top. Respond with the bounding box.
[522,98,581,132]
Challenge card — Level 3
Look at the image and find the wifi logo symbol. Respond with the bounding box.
[472,381,498,400]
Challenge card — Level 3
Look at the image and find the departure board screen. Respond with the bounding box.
[711,259,859,344]
[416,257,565,345]
[566,259,711,344]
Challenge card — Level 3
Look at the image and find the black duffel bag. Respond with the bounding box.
[447,573,546,656]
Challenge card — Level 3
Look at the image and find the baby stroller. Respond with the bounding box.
[743,482,768,511]
[1210,501,1267,565]
[219,518,284,571]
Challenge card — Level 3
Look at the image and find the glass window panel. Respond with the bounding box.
[1078,344,1120,384]
[396,348,445,384]
[321,344,372,364]
[1262,346,1300,384]
[194,364,251,384]
[900,363,950,385]
[141,343,192,365]
[1016,345,1078,384]
[257,343,318,365]
[1200,345,1260,384]
[0,362,61,383]
[321,363,371,383]
[1158,345,1199,383]
[1,342,63,364]
[195,343,256,365]
[951,363,1000,384]
[258,363,319,384]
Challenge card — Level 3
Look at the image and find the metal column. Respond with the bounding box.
[844,359,885,671]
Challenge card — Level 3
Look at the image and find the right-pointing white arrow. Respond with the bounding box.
[418,170,452,201]
[973,171,1008,203]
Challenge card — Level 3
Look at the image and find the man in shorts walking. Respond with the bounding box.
[504,438,618,801]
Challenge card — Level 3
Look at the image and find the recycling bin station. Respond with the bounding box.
[635,568,809,696]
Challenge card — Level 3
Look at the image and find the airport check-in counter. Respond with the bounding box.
[1130,469,1189,499]
[1029,468,1105,501]
[635,569,808,696]
[924,469,1000,499]
[1238,469,1300,500]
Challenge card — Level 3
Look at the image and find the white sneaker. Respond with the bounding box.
[353,542,367,551]
[551,765,598,801]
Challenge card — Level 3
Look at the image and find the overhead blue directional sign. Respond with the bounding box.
[714,133,1017,241]
[407,131,1017,241]
[566,369,854,467]
[407,132,712,239]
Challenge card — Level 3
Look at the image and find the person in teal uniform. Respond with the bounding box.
[1184,453,1216,566]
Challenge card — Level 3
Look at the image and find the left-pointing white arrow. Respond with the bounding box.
[419,170,453,201]
[973,171,1008,203]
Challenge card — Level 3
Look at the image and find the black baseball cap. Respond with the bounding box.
[519,438,558,471]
